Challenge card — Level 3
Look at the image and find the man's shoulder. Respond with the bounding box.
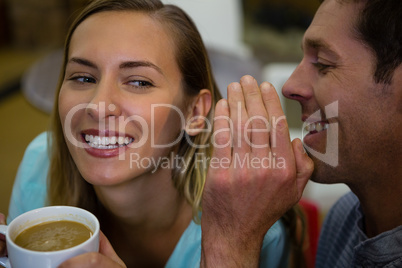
[330,191,359,215]
[321,191,360,233]
[315,191,361,267]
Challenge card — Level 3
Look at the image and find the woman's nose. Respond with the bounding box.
[85,80,122,121]
[282,61,313,104]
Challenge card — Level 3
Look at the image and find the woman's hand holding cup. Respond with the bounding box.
[0,206,100,268]
[58,231,126,268]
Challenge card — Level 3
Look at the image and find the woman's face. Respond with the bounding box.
[59,11,189,186]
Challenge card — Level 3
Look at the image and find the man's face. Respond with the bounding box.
[282,0,401,186]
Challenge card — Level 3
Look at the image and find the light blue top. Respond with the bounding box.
[8,132,289,267]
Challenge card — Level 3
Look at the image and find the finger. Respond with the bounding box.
[211,99,232,163]
[260,82,292,159]
[227,82,250,157]
[292,139,314,199]
[58,231,126,268]
[0,213,5,225]
[240,75,270,155]
[0,213,6,257]
[98,232,126,267]
[58,252,124,268]
[0,240,5,257]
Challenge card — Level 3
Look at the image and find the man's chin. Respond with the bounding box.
[308,156,339,184]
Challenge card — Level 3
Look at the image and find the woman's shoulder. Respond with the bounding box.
[16,131,50,181]
[7,132,50,223]
[260,219,289,267]
[25,131,49,153]
[17,132,50,175]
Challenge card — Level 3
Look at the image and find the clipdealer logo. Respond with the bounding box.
[64,101,334,170]
[302,101,339,167]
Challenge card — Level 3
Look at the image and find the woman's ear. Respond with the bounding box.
[185,89,212,136]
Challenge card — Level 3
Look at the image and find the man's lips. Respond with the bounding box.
[302,113,330,135]
[304,121,329,135]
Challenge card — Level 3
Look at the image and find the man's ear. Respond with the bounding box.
[185,89,212,136]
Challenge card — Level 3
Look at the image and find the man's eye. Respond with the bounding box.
[312,62,331,73]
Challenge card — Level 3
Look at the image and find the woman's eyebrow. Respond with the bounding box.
[119,61,164,76]
[67,58,164,76]
[68,57,98,69]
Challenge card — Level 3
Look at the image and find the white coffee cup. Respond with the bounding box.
[0,206,99,268]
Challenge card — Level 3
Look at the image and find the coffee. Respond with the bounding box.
[14,220,92,252]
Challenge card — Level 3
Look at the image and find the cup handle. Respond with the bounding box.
[0,257,10,268]
[0,225,10,268]
[0,224,6,235]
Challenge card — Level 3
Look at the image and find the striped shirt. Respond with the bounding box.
[315,192,402,267]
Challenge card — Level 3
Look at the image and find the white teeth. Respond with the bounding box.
[307,124,316,132]
[316,123,323,132]
[110,136,116,144]
[305,122,329,133]
[118,137,125,145]
[84,134,133,149]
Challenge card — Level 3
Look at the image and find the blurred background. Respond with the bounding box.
[0,0,349,229]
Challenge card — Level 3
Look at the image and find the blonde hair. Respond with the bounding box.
[47,0,306,265]
[48,0,222,221]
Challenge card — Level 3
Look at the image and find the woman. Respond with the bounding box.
[4,0,312,267]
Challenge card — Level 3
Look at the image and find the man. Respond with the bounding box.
[282,0,402,266]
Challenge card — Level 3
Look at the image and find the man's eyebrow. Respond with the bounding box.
[119,61,163,75]
[302,38,340,59]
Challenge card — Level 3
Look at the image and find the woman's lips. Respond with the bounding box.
[84,134,134,149]
[80,130,135,158]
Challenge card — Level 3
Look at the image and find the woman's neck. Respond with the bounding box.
[93,166,193,267]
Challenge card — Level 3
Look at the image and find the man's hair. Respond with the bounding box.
[320,0,402,84]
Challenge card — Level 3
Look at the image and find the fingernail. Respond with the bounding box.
[221,99,228,108]
[261,82,273,93]
[241,75,255,84]
[229,82,241,92]
[300,142,307,154]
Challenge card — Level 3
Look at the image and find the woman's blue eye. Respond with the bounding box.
[78,77,96,83]
[129,80,153,88]
[70,76,96,84]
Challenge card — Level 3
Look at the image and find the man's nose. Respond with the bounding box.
[282,60,313,104]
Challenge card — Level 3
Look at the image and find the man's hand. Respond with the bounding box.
[201,76,313,267]
[58,231,126,268]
